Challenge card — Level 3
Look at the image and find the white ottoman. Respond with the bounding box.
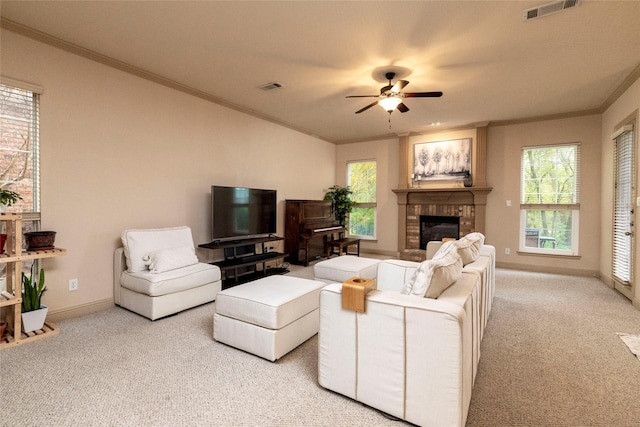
[213,275,326,361]
[313,255,382,284]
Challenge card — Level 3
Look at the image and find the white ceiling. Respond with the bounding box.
[1,1,639,144]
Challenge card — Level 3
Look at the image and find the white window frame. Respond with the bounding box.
[519,143,580,256]
[518,209,579,255]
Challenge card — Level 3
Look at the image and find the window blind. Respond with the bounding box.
[520,143,580,207]
[612,126,634,284]
[0,82,41,212]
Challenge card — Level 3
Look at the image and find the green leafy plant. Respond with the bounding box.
[323,185,356,227]
[21,264,46,313]
[0,189,22,207]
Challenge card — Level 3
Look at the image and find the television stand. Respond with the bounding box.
[199,236,288,288]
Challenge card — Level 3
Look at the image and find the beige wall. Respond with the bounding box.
[1,30,336,319]
[600,78,640,308]
[3,27,638,318]
[341,119,603,276]
[486,115,602,275]
[335,138,399,256]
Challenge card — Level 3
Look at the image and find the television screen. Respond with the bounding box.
[211,186,277,241]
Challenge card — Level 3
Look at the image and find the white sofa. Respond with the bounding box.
[114,226,222,320]
[318,234,495,427]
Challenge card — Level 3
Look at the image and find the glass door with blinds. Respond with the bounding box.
[612,124,635,300]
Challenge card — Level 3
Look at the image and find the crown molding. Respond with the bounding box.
[488,109,600,128]
[599,63,640,113]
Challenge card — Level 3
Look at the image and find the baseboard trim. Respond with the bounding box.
[496,261,599,278]
[47,298,115,322]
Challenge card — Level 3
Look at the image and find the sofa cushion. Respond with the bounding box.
[401,252,463,298]
[121,226,196,273]
[144,245,199,273]
[120,262,221,297]
[433,232,485,266]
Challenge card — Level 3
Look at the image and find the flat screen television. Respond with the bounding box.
[211,185,277,242]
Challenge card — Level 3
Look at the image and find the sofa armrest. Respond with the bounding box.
[113,247,126,305]
[319,283,471,427]
[375,259,419,292]
[426,241,443,259]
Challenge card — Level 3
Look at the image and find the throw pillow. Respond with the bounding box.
[433,232,485,266]
[143,245,199,273]
[121,226,195,273]
[458,232,485,264]
[400,252,463,298]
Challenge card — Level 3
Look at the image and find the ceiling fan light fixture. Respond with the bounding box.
[378,97,402,112]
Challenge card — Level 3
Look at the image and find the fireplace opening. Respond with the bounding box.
[420,215,460,249]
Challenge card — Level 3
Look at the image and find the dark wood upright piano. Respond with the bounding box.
[285,200,345,266]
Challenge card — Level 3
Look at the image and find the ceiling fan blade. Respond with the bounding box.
[379,84,393,95]
[346,95,380,98]
[391,80,409,93]
[397,102,409,113]
[403,91,443,98]
[355,101,379,114]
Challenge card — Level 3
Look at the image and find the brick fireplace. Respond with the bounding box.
[392,187,492,261]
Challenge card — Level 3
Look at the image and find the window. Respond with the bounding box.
[347,160,376,239]
[520,143,580,255]
[612,124,634,287]
[0,80,41,229]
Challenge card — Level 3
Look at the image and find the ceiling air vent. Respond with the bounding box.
[259,82,283,91]
[523,0,580,21]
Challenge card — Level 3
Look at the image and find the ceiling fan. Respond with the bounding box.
[347,72,443,114]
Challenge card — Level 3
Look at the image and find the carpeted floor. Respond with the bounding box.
[466,269,640,427]
[1,266,639,426]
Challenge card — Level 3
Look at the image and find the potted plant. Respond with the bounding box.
[0,188,22,212]
[0,188,21,253]
[21,263,48,333]
[323,185,356,227]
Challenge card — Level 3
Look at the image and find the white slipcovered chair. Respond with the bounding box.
[114,226,221,320]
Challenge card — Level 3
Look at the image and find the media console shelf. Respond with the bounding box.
[199,236,287,288]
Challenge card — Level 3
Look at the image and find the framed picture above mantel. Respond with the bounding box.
[412,138,472,182]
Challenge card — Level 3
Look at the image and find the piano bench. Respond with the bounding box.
[313,255,382,284]
[326,237,360,258]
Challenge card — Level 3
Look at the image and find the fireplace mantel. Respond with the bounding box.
[392,187,492,204]
[392,186,492,261]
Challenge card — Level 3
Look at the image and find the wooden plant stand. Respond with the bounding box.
[0,213,66,350]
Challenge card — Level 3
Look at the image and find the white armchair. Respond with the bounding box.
[114,226,221,320]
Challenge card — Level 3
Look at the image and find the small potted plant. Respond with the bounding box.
[323,185,356,227]
[0,188,22,253]
[0,188,22,212]
[21,263,48,333]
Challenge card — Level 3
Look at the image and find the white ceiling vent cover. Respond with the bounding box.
[523,0,580,21]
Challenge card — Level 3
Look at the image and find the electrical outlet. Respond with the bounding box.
[505,248,511,255]
[69,278,78,291]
